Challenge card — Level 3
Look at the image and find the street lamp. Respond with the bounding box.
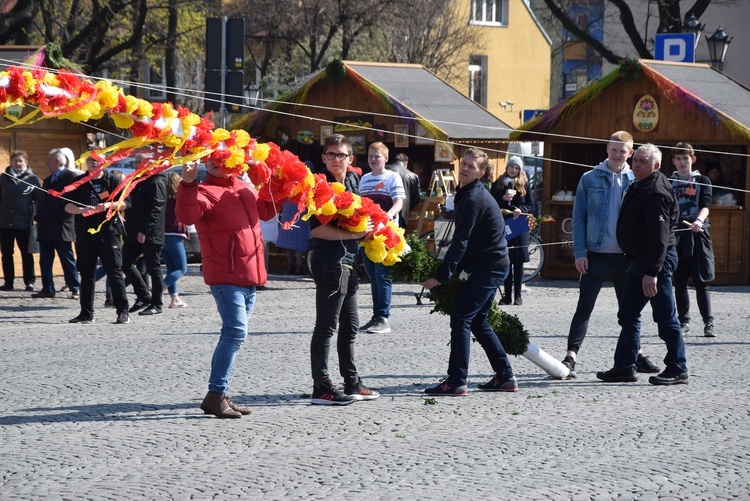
[706,27,732,71]
[681,14,705,50]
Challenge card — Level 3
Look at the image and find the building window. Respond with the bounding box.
[147,60,167,100]
[469,55,487,107]
[470,0,508,26]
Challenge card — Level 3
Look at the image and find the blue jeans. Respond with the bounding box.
[448,269,513,385]
[39,240,79,293]
[208,284,256,394]
[162,235,188,295]
[614,248,687,373]
[567,252,629,353]
[310,261,360,386]
[361,249,392,319]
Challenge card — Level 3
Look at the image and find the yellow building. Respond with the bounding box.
[452,0,552,128]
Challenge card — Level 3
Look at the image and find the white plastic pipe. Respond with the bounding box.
[523,340,570,379]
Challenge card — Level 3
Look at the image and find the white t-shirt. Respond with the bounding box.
[359,170,405,222]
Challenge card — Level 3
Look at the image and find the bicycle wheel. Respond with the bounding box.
[523,234,544,283]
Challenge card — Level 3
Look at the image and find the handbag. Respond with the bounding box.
[28,224,39,254]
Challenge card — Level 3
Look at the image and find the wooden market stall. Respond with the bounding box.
[234,60,513,249]
[512,59,750,285]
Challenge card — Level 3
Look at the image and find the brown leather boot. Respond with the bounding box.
[226,396,251,415]
[200,392,242,418]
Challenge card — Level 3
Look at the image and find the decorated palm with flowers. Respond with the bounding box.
[0,54,405,264]
[391,233,571,378]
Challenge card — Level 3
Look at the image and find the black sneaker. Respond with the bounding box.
[311,380,356,405]
[649,370,688,386]
[138,305,162,316]
[25,284,34,291]
[704,322,715,338]
[359,316,378,332]
[344,379,380,401]
[477,374,518,392]
[424,379,468,396]
[128,299,150,313]
[116,311,130,324]
[0,284,13,291]
[680,322,690,335]
[596,367,637,383]
[69,314,94,324]
[561,355,577,379]
[636,354,659,374]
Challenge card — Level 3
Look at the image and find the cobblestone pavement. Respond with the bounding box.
[1,265,749,500]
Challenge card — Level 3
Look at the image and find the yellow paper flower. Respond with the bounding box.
[136,100,154,118]
[363,234,388,263]
[124,95,141,115]
[253,143,270,162]
[112,113,135,129]
[95,80,121,109]
[212,128,230,143]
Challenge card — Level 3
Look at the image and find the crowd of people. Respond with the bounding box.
[1,148,191,325]
[0,133,725,416]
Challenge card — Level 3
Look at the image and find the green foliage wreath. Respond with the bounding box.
[392,234,530,355]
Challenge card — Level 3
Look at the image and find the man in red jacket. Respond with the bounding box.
[176,159,278,418]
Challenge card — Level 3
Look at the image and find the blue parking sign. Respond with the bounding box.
[654,33,695,63]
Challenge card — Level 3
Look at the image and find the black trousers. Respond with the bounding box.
[76,235,129,318]
[1,227,35,286]
[122,241,164,307]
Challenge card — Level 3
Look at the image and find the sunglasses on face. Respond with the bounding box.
[324,152,350,161]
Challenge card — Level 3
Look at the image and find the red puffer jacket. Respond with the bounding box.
[175,174,277,287]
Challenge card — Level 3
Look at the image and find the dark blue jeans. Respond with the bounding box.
[614,248,687,373]
[567,252,629,353]
[39,240,79,293]
[361,249,392,319]
[310,262,360,386]
[448,269,513,385]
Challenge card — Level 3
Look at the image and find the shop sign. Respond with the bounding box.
[632,94,660,133]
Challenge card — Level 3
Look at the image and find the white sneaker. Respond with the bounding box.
[169,297,187,308]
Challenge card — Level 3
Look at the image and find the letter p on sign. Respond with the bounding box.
[654,34,695,63]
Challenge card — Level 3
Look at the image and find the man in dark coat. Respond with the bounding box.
[32,149,80,298]
[122,155,168,316]
[597,144,688,386]
[419,148,517,396]
[65,156,131,324]
[0,150,41,291]
[387,153,421,229]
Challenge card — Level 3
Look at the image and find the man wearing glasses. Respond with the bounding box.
[308,134,380,405]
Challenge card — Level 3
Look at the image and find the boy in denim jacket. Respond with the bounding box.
[560,131,658,377]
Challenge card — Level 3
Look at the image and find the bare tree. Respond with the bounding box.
[379,0,485,84]
[540,0,727,64]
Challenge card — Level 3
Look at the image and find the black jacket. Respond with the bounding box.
[387,161,421,228]
[436,179,508,284]
[0,167,40,230]
[124,172,167,244]
[68,170,131,242]
[36,168,78,242]
[616,171,678,277]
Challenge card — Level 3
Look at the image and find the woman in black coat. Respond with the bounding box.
[490,156,535,305]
